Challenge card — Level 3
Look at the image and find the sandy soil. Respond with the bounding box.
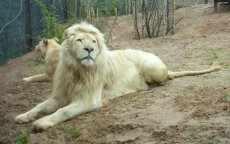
[0,4,230,144]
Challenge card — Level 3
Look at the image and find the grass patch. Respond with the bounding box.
[135,112,140,117]
[183,50,193,58]
[224,91,230,102]
[137,95,144,99]
[26,62,33,68]
[15,134,30,144]
[26,56,45,69]
[203,47,220,65]
[65,128,82,138]
[204,47,219,60]
[34,56,45,65]
[201,139,217,144]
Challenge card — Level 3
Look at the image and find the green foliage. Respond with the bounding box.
[204,47,219,60]
[224,91,229,102]
[34,56,45,65]
[203,47,220,65]
[94,0,129,16]
[35,0,83,43]
[15,134,30,144]
[34,0,129,43]
[35,0,65,41]
[26,55,45,69]
[201,139,217,144]
[65,128,82,138]
[26,61,33,68]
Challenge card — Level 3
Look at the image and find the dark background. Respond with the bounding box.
[0,0,66,65]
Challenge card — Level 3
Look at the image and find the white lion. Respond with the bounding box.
[15,22,221,132]
[23,38,60,82]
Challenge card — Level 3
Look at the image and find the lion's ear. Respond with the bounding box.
[96,34,107,50]
[63,30,73,39]
[63,29,76,39]
[42,39,48,46]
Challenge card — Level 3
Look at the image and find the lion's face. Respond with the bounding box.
[68,32,100,67]
[35,40,48,58]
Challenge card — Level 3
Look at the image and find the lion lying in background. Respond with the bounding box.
[23,38,60,82]
[15,22,221,132]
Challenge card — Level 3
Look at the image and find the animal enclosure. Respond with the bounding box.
[0,1,230,144]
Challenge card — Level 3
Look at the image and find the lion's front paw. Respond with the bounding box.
[23,77,32,82]
[15,113,31,124]
[31,117,54,133]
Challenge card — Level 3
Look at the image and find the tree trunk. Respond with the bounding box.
[76,0,81,18]
[141,0,146,37]
[132,0,140,39]
[166,0,175,34]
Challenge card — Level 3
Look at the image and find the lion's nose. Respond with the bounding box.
[84,47,94,53]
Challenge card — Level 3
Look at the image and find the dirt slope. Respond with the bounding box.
[0,4,230,144]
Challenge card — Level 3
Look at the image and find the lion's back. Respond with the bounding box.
[45,41,61,77]
[111,49,157,65]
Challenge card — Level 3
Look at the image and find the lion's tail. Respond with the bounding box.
[167,66,221,80]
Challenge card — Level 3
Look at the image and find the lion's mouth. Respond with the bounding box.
[80,55,94,67]
[81,56,93,61]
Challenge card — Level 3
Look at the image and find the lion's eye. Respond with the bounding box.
[92,40,96,43]
[76,39,82,42]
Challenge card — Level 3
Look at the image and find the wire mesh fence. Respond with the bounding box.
[0,0,65,64]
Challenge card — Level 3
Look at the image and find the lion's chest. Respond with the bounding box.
[63,71,104,102]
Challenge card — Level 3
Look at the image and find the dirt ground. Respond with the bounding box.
[0,4,230,144]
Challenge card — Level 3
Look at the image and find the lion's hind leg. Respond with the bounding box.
[142,58,168,85]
